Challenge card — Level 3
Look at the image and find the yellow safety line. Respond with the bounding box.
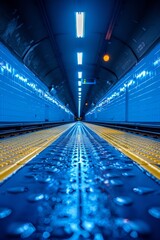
[85,123,160,180]
[0,123,74,182]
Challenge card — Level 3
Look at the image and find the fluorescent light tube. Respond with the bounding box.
[76,12,84,38]
[77,52,83,65]
[78,81,82,86]
[78,100,81,118]
[78,71,82,79]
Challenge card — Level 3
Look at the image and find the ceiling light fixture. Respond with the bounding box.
[76,12,85,38]
[78,71,82,79]
[77,52,83,65]
[78,87,82,92]
[78,81,82,86]
[78,100,81,118]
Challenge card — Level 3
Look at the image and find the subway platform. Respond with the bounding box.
[0,122,160,240]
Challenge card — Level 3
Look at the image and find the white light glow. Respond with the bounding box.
[0,59,73,116]
[76,12,84,38]
[78,87,82,92]
[78,71,82,78]
[78,100,81,118]
[136,70,151,79]
[77,52,83,65]
[153,58,160,66]
[78,81,82,86]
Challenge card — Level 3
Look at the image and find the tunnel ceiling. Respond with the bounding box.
[0,0,160,117]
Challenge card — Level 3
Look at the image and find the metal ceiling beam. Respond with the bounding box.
[22,36,49,62]
[43,66,59,78]
[100,66,118,80]
[37,0,76,113]
[112,35,138,62]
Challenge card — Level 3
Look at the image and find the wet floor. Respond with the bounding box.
[0,123,160,239]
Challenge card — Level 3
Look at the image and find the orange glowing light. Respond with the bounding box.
[103,54,110,62]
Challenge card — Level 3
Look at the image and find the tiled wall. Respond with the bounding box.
[0,43,73,123]
[85,43,160,123]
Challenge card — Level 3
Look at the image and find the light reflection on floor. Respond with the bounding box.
[0,122,160,239]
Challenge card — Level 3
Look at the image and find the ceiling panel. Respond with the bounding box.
[0,0,159,117]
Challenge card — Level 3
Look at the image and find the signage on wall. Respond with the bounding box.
[81,78,96,85]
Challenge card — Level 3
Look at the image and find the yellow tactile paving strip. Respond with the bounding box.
[85,123,160,180]
[0,123,74,181]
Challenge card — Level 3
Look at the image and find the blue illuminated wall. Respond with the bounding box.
[0,43,74,123]
[85,43,160,123]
